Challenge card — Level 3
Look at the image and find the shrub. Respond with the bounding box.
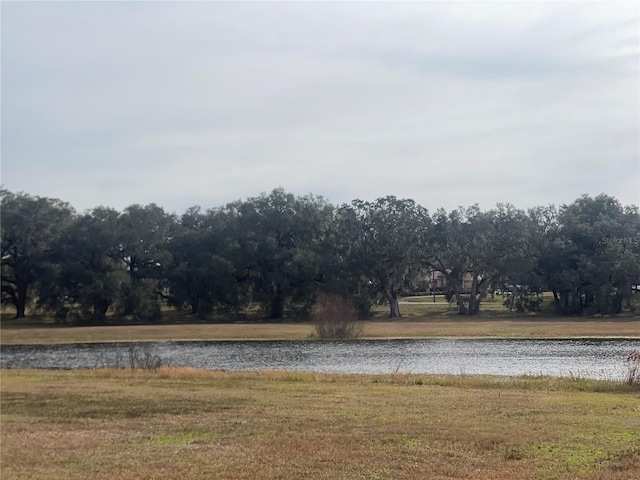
[312,293,363,340]
[127,343,164,370]
[624,351,640,386]
[503,291,543,313]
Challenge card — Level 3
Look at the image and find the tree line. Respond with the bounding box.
[2,187,639,323]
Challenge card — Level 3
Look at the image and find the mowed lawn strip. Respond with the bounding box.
[1,368,639,480]
[1,319,639,345]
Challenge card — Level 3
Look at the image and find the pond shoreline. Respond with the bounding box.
[2,335,640,348]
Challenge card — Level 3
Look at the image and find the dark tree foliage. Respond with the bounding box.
[231,188,335,320]
[540,195,640,315]
[2,187,638,322]
[116,204,176,321]
[337,197,429,318]
[1,190,75,318]
[166,206,243,318]
[118,204,175,282]
[40,207,125,324]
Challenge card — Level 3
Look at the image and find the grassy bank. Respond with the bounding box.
[1,368,639,479]
[1,318,639,345]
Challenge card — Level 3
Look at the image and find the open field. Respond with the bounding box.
[1,368,639,480]
[1,318,639,345]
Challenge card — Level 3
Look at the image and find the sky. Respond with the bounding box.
[2,0,639,214]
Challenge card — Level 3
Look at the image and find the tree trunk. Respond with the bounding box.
[270,290,285,320]
[468,275,480,315]
[92,298,109,324]
[15,283,28,319]
[552,290,560,312]
[15,299,26,319]
[562,292,570,316]
[385,288,401,318]
[442,272,466,314]
[190,297,200,315]
[451,288,466,315]
[578,291,584,312]
[613,292,623,314]
[623,286,634,312]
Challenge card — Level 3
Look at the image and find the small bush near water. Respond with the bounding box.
[125,343,165,370]
[312,293,363,340]
[624,351,640,386]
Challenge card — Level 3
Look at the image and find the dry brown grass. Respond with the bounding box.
[0,322,316,345]
[1,317,638,345]
[361,318,640,339]
[1,368,639,480]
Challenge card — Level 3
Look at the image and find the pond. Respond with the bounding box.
[2,338,639,380]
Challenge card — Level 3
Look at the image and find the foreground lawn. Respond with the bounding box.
[1,369,639,479]
[1,318,639,345]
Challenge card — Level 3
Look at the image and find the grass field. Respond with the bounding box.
[1,368,639,480]
[2,299,639,478]
[1,317,639,345]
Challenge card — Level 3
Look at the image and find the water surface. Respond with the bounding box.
[2,338,638,380]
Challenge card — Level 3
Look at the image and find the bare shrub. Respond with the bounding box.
[127,343,164,370]
[624,351,640,386]
[312,293,363,340]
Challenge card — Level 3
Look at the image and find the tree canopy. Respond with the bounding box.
[2,188,638,322]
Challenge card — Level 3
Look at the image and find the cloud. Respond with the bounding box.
[2,1,638,213]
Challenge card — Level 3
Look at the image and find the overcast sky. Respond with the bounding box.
[2,1,638,214]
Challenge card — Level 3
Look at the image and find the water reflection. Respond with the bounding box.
[2,338,639,380]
